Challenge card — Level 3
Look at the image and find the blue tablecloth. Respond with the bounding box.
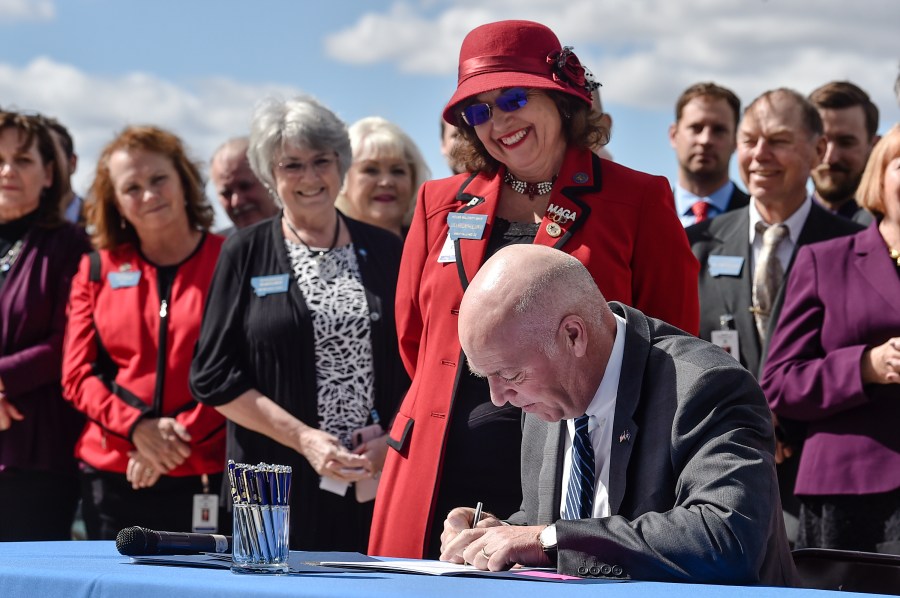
[0,541,874,598]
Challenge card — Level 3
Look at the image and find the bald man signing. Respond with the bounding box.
[439,244,798,586]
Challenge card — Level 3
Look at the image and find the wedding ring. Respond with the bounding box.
[481,547,491,559]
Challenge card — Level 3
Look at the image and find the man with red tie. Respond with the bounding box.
[669,82,750,227]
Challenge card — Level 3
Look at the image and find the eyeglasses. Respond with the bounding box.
[460,88,530,127]
[275,153,337,179]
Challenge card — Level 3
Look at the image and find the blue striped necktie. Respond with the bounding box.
[565,415,595,520]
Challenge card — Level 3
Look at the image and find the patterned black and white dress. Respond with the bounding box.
[285,240,374,449]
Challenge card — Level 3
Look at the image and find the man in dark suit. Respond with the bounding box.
[669,82,750,226]
[439,244,798,585]
[687,88,864,543]
[808,81,879,225]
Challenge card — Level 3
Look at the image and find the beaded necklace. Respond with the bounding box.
[503,171,557,200]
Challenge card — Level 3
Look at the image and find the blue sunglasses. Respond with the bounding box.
[460,88,530,127]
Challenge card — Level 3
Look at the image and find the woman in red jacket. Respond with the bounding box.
[369,20,699,558]
[63,126,226,539]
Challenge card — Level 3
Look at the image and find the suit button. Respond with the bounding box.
[577,566,588,576]
[589,566,601,576]
[370,312,381,322]
[612,565,623,576]
[600,564,612,575]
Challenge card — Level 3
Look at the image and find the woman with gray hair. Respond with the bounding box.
[190,95,408,551]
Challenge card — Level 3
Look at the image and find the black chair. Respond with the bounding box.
[793,548,900,595]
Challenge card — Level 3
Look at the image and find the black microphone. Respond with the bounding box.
[115,526,232,556]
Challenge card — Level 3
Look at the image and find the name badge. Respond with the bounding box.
[108,271,141,289]
[192,493,219,533]
[447,212,488,240]
[708,255,744,277]
[437,234,456,263]
[251,274,290,297]
[711,329,740,362]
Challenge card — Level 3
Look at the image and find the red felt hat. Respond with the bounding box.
[442,20,593,125]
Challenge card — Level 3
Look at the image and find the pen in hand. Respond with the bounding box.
[461,501,485,567]
[471,501,484,529]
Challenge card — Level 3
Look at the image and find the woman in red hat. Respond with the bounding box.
[369,20,699,558]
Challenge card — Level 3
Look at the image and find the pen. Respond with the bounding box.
[471,501,484,529]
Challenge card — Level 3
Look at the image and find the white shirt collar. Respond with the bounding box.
[561,313,626,520]
[583,313,626,421]
[748,193,812,246]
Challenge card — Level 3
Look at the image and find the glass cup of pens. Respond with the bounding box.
[228,460,292,574]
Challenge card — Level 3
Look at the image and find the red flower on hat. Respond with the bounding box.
[548,46,586,91]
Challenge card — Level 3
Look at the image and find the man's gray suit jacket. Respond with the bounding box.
[508,303,799,586]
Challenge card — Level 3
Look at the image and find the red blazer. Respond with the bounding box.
[369,147,699,557]
[62,234,226,476]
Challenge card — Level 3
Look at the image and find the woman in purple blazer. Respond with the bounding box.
[760,124,900,553]
[0,111,90,540]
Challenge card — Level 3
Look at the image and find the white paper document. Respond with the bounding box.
[318,558,478,575]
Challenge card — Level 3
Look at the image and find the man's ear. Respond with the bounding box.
[560,315,588,358]
[812,134,827,167]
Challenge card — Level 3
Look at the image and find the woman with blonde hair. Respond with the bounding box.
[761,123,900,553]
[336,116,430,238]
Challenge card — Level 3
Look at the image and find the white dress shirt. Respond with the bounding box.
[748,194,812,275]
[560,313,626,520]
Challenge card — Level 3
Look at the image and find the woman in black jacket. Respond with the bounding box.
[190,95,407,552]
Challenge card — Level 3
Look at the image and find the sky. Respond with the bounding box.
[1,0,898,229]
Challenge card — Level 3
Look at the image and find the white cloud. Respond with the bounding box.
[0,57,301,228]
[326,0,900,120]
[0,0,54,21]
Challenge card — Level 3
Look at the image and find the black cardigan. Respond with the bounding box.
[190,213,408,549]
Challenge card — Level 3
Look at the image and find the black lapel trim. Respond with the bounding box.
[386,417,414,452]
[553,153,602,249]
[453,238,469,291]
[452,175,486,292]
[456,172,479,203]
